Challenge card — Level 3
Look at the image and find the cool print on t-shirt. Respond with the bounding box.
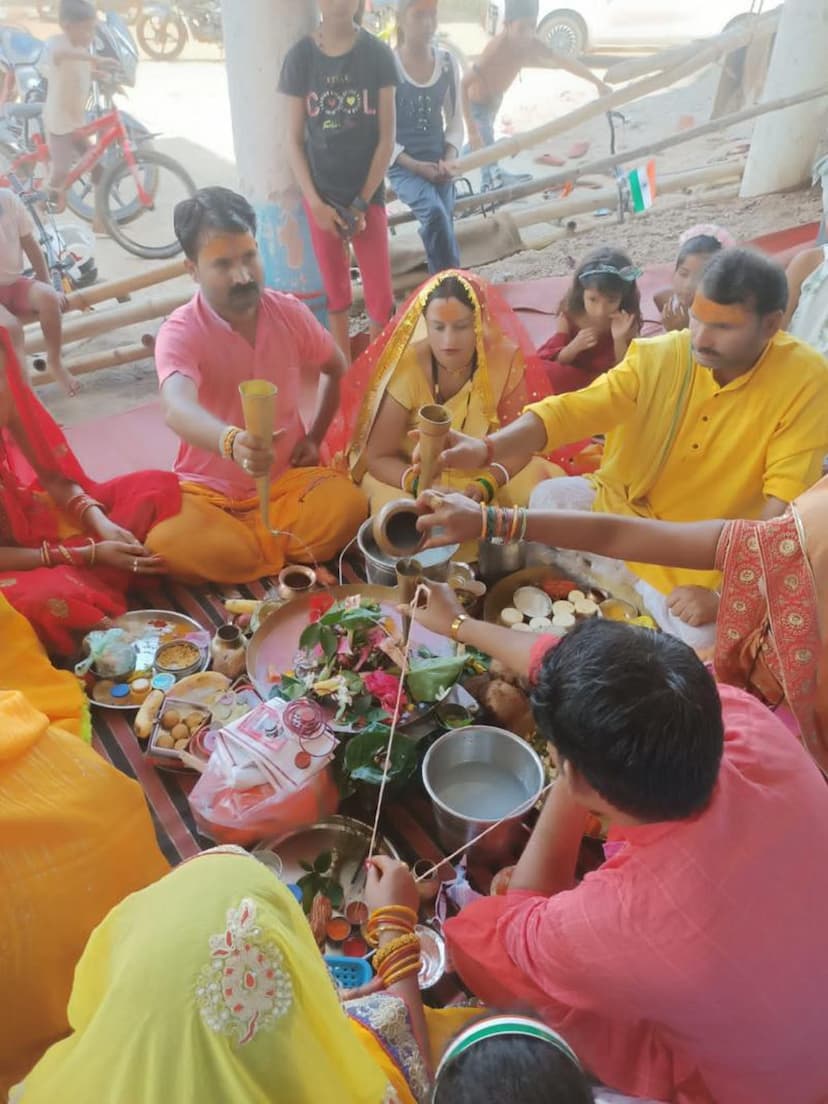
[280,29,398,210]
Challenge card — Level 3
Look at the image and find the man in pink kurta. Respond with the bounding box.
[147,187,367,584]
[446,624,828,1104]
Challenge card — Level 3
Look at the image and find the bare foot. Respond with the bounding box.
[49,359,80,397]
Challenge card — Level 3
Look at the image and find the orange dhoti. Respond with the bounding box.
[146,466,368,585]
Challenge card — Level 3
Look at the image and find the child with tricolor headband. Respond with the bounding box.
[655,224,735,333]
[538,246,642,394]
[433,1015,594,1103]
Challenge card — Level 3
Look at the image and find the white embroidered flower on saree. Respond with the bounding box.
[196,897,293,1045]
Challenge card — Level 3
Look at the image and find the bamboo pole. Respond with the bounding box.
[520,184,741,251]
[364,163,744,306]
[450,13,781,177]
[508,160,746,229]
[23,289,190,355]
[31,339,154,387]
[604,10,779,85]
[64,259,188,313]
[389,82,828,228]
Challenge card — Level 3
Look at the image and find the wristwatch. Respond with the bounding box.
[450,613,469,643]
[351,195,369,214]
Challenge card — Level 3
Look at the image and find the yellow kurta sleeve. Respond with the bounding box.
[524,344,642,452]
[762,352,828,502]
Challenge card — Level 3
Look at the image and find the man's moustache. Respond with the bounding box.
[230,283,259,297]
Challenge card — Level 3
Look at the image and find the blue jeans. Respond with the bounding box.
[388,163,460,274]
[466,99,500,189]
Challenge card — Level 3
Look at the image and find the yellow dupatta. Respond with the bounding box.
[17,850,412,1104]
[344,270,533,482]
[0,592,89,741]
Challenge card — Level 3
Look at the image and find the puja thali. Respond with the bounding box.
[254,815,399,958]
[246,583,452,702]
[85,609,210,711]
[484,566,649,633]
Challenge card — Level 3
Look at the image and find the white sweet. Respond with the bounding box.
[500,606,524,627]
[552,612,576,629]
[574,599,599,617]
[513,586,552,619]
[552,599,575,617]
[529,616,553,631]
[567,590,585,603]
[511,622,533,632]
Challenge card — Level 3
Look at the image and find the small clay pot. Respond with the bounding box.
[412,859,440,903]
[277,564,317,600]
[372,498,425,558]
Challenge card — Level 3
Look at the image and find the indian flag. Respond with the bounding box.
[627,161,657,212]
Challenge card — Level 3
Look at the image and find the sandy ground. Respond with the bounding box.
[7,12,822,428]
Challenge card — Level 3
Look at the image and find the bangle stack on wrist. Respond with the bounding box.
[366,907,421,987]
[220,424,242,461]
[65,492,104,530]
[40,537,97,568]
[365,905,418,947]
[479,504,528,545]
[374,930,422,987]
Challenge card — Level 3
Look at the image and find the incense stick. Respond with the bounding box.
[367,582,430,860]
[412,781,557,883]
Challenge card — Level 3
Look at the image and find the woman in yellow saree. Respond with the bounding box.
[328,270,561,513]
[16,849,476,1104]
[0,594,168,1101]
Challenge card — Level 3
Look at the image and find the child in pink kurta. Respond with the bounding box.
[446,685,828,1104]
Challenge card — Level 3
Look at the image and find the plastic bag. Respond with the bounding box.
[188,699,339,845]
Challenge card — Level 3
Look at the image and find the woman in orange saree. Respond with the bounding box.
[326,270,563,513]
[416,477,828,773]
[0,328,180,654]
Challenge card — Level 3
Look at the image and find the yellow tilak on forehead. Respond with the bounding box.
[199,232,258,264]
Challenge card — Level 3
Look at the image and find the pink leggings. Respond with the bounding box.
[304,200,394,327]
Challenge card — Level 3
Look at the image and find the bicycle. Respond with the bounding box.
[0,102,195,259]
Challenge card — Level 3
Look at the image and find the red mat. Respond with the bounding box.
[64,222,819,477]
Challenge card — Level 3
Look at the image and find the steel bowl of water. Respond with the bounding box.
[422,725,545,863]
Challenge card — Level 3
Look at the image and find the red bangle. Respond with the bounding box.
[483,437,495,464]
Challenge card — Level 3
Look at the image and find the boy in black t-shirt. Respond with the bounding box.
[280,1,398,360]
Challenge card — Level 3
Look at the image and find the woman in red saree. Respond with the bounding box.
[415,478,828,774]
[0,329,181,654]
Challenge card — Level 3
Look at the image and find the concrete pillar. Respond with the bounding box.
[221,0,325,313]
[740,0,828,197]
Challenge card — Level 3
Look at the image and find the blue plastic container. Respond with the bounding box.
[325,955,372,990]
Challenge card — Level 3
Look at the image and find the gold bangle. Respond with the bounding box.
[450,613,469,643]
[373,932,421,971]
[382,960,421,986]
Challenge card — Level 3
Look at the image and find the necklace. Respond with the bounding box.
[430,351,476,406]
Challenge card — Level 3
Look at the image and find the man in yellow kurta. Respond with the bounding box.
[438,249,828,643]
[0,594,168,1097]
[147,187,367,584]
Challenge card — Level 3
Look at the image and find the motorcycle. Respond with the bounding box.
[136,1,221,61]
